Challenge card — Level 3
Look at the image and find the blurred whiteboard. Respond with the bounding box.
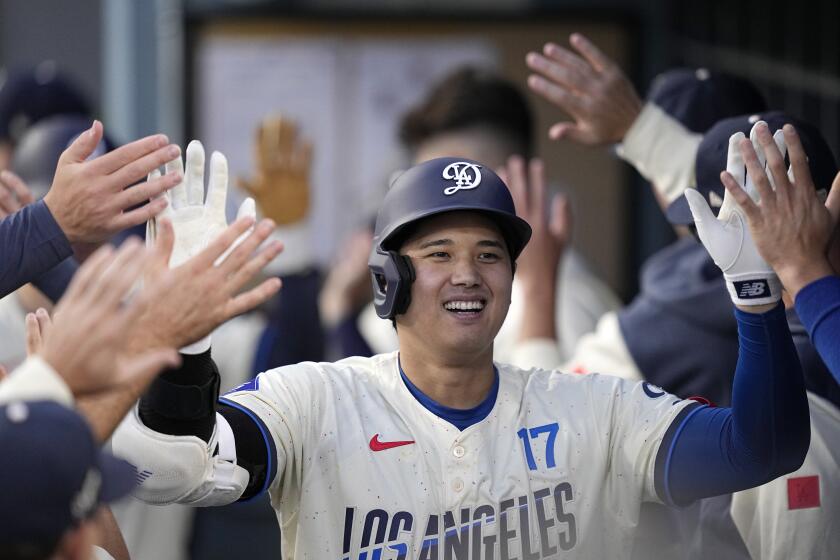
[196,36,497,264]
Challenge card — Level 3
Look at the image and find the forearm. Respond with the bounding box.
[658,303,809,505]
[517,281,558,342]
[137,348,272,500]
[0,200,73,298]
[794,274,840,383]
[616,103,702,211]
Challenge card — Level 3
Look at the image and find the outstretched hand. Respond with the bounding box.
[526,33,642,145]
[499,156,571,341]
[135,215,284,353]
[35,239,181,397]
[720,123,840,299]
[43,121,182,243]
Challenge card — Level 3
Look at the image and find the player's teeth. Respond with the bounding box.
[444,301,484,311]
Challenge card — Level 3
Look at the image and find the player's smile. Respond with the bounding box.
[397,211,512,359]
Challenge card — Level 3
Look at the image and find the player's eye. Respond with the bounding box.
[426,251,450,259]
[478,252,501,261]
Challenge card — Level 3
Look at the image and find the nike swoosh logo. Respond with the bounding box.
[369,434,415,452]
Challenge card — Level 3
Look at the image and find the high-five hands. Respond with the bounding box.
[27,239,181,397]
[686,121,788,309]
[42,121,182,243]
[143,141,283,353]
[718,123,840,299]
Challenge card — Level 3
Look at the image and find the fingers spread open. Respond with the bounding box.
[206,151,229,220]
[185,140,206,205]
[721,171,761,223]
[526,52,591,94]
[108,144,181,194]
[784,125,815,197]
[569,33,613,74]
[225,277,282,320]
[756,124,789,195]
[550,194,572,243]
[25,313,42,357]
[218,219,275,275]
[109,196,169,232]
[115,170,181,210]
[165,153,187,209]
[192,216,255,270]
[505,156,528,217]
[60,120,104,165]
[90,132,169,175]
[529,158,547,227]
[740,136,773,204]
[227,240,284,292]
[527,75,587,117]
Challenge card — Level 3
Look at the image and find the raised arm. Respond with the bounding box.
[0,121,181,298]
[721,122,840,383]
[525,34,701,212]
[653,121,811,504]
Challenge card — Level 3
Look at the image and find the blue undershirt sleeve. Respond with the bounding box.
[655,303,810,506]
[0,200,73,298]
[794,275,840,385]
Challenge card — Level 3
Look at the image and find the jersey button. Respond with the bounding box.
[452,445,466,458]
[452,478,464,493]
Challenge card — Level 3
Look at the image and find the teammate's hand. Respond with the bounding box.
[499,156,570,341]
[25,307,52,356]
[42,121,182,243]
[686,121,785,309]
[37,239,181,396]
[526,33,642,145]
[134,215,284,353]
[0,170,34,217]
[238,116,312,225]
[721,123,840,299]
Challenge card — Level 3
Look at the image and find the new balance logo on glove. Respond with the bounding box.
[734,280,769,299]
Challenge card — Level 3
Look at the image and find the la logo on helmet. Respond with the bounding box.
[442,162,482,195]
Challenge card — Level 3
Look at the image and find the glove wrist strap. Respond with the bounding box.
[724,272,782,306]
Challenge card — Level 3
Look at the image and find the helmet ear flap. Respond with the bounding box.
[391,252,415,317]
[369,247,416,320]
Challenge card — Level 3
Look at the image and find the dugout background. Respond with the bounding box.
[1,0,838,299]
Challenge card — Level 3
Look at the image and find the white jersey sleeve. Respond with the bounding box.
[573,372,694,505]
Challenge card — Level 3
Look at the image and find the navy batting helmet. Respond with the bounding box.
[12,114,116,200]
[369,157,531,319]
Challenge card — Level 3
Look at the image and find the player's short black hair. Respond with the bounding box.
[399,66,534,158]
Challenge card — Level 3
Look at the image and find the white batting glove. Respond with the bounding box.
[146,140,256,353]
[686,121,786,306]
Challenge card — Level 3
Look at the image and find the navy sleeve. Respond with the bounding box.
[31,257,78,302]
[0,200,72,298]
[251,269,324,373]
[655,303,810,505]
[794,275,840,385]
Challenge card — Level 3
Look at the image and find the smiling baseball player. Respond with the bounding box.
[113,152,809,559]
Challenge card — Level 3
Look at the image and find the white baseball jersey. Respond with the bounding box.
[221,351,693,559]
[730,391,840,559]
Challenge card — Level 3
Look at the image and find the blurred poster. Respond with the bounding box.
[196,35,496,264]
